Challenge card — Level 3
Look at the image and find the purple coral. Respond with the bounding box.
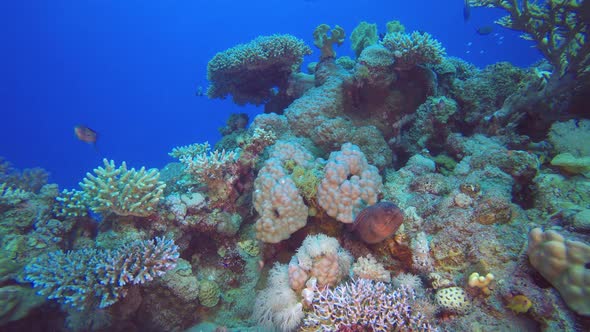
[303,278,438,332]
[24,237,179,310]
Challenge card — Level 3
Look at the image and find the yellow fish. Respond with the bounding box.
[506,295,532,314]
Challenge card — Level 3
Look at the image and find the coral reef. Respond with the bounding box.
[4,11,590,332]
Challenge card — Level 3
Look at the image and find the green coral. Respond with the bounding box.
[79,159,165,217]
[350,21,378,57]
[386,20,405,34]
[198,279,220,308]
[313,24,345,60]
[291,164,322,202]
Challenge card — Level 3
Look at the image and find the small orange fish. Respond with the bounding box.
[74,125,98,144]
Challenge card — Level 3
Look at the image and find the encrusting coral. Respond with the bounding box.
[79,159,165,217]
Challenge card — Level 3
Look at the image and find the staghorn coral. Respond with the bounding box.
[24,237,179,310]
[0,182,30,207]
[206,34,311,105]
[80,159,165,217]
[381,31,445,70]
[180,148,240,206]
[302,278,438,331]
[469,0,589,78]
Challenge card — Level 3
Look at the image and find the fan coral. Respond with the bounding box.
[207,34,311,105]
[24,237,179,310]
[79,159,165,217]
[303,278,438,331]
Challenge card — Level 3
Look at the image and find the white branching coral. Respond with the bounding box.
[79,159,165,217]
[303,278,438,331]
[168,141,210,160]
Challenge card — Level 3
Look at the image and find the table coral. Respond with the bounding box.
[206,34,311,105]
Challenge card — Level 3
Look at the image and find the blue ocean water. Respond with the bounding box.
[1,0,541,189]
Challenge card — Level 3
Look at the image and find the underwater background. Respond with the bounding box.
[3,0,541,189]
[1,0,590,332]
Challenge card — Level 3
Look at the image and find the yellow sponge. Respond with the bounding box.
[468,272,494,295]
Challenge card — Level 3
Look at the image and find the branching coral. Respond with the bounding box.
[24,237,179,310]
[168,142,210,160]
[470,0,589,78]
[303,278,438,331]
[79,159,165,217]
[206,34,311,105]
[180,149,240,205]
